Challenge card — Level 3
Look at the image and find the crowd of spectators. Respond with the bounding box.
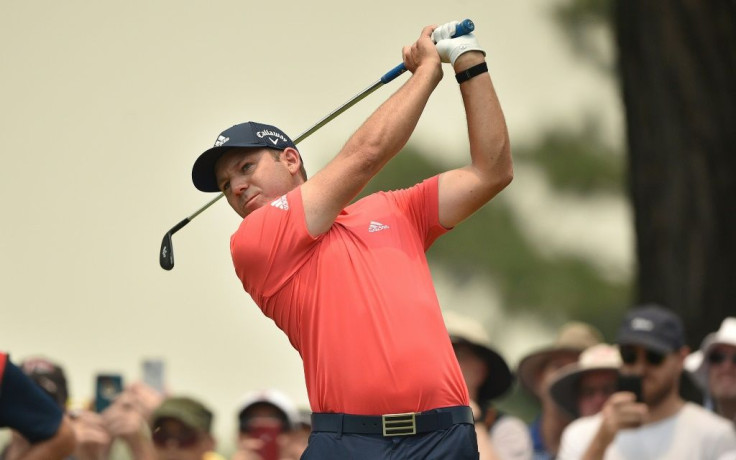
[2,306,735,459]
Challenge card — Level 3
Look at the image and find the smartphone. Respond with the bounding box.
[94,374,123,413]
[249,424,281,460]
[142,359,165,394]
[616,374,643,402]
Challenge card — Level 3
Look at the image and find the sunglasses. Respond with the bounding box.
[619,346,666,366]
[152,421,199,448]
[707,351,736,366]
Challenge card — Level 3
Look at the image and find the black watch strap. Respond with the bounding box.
[455,62,488,84]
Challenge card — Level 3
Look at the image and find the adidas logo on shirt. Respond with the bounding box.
[270,196,289,210]
[368,221,390,232]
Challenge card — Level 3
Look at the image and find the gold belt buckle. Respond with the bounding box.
[382,412,417,436]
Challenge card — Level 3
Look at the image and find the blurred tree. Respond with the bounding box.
[616,1,736,347]
[556,0,736,346]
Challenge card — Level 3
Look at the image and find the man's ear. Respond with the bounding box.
[282,147,302,175]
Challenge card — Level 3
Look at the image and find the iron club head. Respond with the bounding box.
[159,218,191,270]
[160,231,175,270]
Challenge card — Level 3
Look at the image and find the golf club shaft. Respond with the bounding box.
[177,19,475,223]
[161,19,475,270]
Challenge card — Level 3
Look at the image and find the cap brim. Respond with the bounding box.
[192,146,234,192]
[616,333,673,355]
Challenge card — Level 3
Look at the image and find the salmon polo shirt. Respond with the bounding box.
[230,176,469,415]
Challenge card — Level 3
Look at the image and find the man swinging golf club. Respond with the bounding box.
[190,21,512,459]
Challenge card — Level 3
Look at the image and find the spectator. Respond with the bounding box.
[284,409,311,460]
[150,396,222,460]
[231,389,302,460]
[19,357,69,409]
[0,352,76,460]
[443,310,531,460]
[517,322,602,459]
[693,317,736,422]
[557,305,736,460]
[549,344,621,420]
[65,381,164,460]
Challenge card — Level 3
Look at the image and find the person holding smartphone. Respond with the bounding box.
[557,305,736,460]
[231,389,301,460]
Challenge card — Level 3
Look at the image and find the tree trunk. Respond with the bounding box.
[615,0,736,347]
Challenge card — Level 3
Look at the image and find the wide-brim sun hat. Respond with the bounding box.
[443,310,514,404]
[517,322,603,397]
[692,317,736,388]
[548,343,621,418]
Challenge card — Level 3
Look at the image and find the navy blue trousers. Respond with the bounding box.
[300,423,479,460]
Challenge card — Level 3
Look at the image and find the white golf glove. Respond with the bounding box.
[432,20,486,66]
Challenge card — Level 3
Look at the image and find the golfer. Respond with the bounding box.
[191,22,512,459]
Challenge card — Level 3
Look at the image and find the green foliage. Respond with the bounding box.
[516,122,625,195]
[554,0,613,27]
[552,0,615,72]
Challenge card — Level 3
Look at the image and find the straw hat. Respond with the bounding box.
[517,322,603,397]
[548,344,621,418]
[443,310,514,404]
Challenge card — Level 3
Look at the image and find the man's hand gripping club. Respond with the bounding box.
[431,20,486,66]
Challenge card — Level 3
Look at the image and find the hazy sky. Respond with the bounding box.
[0,0,627,453]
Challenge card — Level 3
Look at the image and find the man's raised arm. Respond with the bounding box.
[433,24,513,228]
[300,25,444,236]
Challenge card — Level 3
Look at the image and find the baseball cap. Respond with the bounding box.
[152,396,214,433]
[237,389,299,432]
[20,357,68,409]
[192,121,297,192]
[616,304,685,354]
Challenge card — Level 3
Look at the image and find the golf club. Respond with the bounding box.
[160,19,475,270]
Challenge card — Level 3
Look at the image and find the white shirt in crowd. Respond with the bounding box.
[490,414,533,460]
[557,402,736,460]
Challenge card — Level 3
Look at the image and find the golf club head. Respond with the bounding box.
[159,218,191,271]
[160,232,175,270]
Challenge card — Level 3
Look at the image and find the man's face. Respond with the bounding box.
[238,404,289,458]
[576,369,618,417]
[707,344,736,401]
[152,418,213,460]
[215,148,301,218]
[537,354,579,399]
[453,343,489,396]
[619,344,684,408]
